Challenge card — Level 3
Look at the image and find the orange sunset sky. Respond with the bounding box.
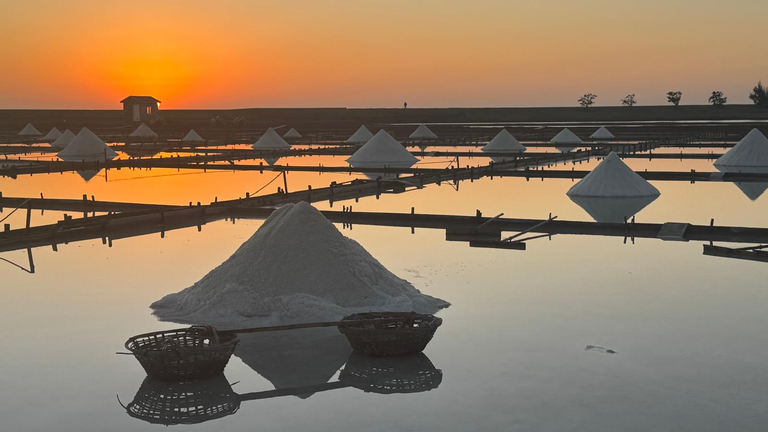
[1,0,766,109]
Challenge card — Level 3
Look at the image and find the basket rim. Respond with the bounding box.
[125,326,239,353]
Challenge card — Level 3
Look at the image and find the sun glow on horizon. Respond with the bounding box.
[1,0,767,109]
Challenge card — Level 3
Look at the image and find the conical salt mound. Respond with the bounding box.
[346,125,374,144]
[253,128,291,150]
[714,129,768,167]
[18,123,41,136]
[43,127,62,141]
[182,129,205,142]
[347,130,418,166]
[551,128,582,144]
[129,123,158,138]
[283,128,302,139]
[51,129,76,148]
[58,127,118,159]
[590,127,615,140]
[482,129,526,153]
[567,152,660,197]
[409,124,437,140]
[151,202,448,327]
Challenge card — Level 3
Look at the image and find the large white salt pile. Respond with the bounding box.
[129,123,158,138]
[409,124,437,140]
[567,152,659,222]
[567,152,659,198]
[347,129,418,167]
[58,127,117,159]
[283,128,302,139]
[714,128,768,168]
[482,129,526,153]
[550,128,582,153]
[346,125,374,144]
[151,202,449,327]
[590,127,615,140]
[253,127,291,150]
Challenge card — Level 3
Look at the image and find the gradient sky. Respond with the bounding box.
[1,0,766,109]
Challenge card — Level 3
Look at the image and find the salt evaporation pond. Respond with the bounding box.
[2,153,768,431]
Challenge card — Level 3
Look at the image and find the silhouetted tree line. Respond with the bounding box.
[576,81,766,108]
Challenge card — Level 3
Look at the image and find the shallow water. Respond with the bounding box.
[2,152,768,431]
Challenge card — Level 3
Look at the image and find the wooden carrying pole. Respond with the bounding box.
[218,316,413,335]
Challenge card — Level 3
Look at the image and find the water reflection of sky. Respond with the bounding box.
[1,153,768,430]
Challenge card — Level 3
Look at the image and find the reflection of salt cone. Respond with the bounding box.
[569,195,658,223]
[715,165,768,201]
[234,328,351,398]
[75,169,101,182]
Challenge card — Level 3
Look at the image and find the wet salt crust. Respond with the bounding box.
[151,202,449,328]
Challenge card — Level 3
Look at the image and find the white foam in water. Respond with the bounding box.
[151,202,449,327]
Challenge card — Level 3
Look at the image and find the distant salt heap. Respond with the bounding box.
[714,129,768,200]
[550,128,582,153]
[58,127,117,159]
[129,123,158,138]
[482,129,526,153]
[151,202,449,327]
[51,129,76,148]
[409,124,437,140]
[182,129,205,143]
[590,127,615,140]
[18,123,41,136]
[254,127,291,150]
[346,125,374,144]
[567,152,660,222]
[43,127,62,141]
[714,128,768,168]
[283,128,302,139]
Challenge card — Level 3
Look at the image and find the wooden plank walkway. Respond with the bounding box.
[1,205,767,254]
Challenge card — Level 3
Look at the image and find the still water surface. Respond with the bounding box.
[1,154,767,431]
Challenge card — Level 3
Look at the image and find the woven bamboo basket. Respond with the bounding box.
[125,326,239,382]
[338,312,442,356]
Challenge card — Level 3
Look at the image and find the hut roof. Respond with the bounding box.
[482,129,526,153]
[590,127,615,140]
[409,124,437,140]
[18,123,41,136]
[567,152,660,198]
[346,125,374,144]
[347,130,418,166]
[253,128,291,150]
[714,128,768,168]
[129,123,158,138]
[283,128,302,139]
[121,96,161,104]
[58,127,118,159]
[182,129,205,142]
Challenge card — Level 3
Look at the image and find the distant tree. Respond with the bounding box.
[666,91,682,106]
[578,93,597,108]
[749,81,768,108]
[708,91,727,107]
[621,94,637,107]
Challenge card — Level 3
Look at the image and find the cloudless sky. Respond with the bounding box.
[1,0,766,109]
